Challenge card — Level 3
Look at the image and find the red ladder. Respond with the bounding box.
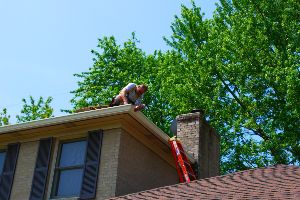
[169,136,196,183]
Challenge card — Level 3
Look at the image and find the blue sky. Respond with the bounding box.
[0,0,218,123]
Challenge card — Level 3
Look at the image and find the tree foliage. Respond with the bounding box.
[71,33,147,108]
[70,33,173,129]
[16,96,54,123]
[0,108,10,126]
[70,1,300,173]
[163,0,300,172]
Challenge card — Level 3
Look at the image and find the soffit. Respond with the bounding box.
[0,105,171,153]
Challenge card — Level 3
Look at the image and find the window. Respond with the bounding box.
[51,130,103,200]
[51,140,87,198]
[0,151,6,176]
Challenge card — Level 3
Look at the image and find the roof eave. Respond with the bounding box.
[0,105,132,135]
[0,104,196,163]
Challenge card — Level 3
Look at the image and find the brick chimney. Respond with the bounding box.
[174,110,220,179]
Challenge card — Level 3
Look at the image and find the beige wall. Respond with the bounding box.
[116,130,178,196]
[10,141,39,200]
[4,126,176,200]
[95,129,121,200]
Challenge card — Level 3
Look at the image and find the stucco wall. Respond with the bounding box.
[116,130,178,196]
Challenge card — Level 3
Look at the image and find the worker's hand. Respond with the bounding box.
[134,104,145,112]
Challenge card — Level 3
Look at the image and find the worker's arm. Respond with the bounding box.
[119,88,129,104]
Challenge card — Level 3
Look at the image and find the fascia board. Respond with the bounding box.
[0,105,132,135]
[128,109,170,145]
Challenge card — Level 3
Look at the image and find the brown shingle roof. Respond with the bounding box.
[108,165,300,200]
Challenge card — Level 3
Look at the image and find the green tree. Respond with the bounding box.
[0,108,10,126]
[163,0,300,172]
[16,96,54,123]
[71,33,147,109]
[70,34,177,131]
[70,1,299,173]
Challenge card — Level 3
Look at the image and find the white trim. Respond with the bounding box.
[0,105,172,145]
[128,109,170,145]
[0,105,132,134]
[0,105,195,163]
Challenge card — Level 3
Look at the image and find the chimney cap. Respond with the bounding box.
[191,109,204,114]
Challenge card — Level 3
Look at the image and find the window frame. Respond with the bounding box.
[51,138,87,199]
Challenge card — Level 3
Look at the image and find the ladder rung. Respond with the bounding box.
[169,137,196,183]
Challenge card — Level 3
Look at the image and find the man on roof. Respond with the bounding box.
[109,83,148,112]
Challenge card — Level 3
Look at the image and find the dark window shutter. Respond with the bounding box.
[0,143,20,200]
[29,138,53,200]
[80,130,103,200]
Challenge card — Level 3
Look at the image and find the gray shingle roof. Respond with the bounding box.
[108,165,300,200]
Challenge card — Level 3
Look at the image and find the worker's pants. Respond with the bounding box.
[109,95,134,107]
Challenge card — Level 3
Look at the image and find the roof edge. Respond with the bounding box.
[0,105,132,134]
[129,110,170,145]
[0,105,195,163]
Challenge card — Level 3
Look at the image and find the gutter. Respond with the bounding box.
[0,105,132,135]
